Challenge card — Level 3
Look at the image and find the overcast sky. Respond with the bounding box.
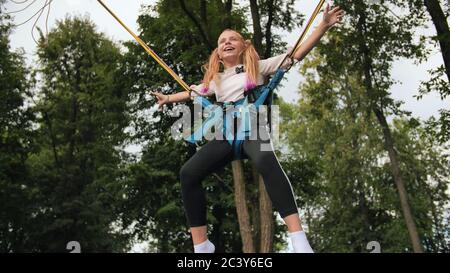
[3,0,449,121]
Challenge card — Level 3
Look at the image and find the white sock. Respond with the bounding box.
[289,231,314,253]
[194,239,215,253]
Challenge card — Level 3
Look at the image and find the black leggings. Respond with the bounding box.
[180,126,298,227]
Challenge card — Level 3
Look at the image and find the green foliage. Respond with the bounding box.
[280,15,449,251]
[23,17,131,252]
[0,8,37,252]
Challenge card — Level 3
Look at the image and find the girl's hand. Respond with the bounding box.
[322,4,344,29]
[151,91,170,111]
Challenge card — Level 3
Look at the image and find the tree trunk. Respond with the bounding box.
[232,160,255,253]
[424,0,450,82]
[68,89,78,163]
[224,0,233,28]
[178,0,214,50]
[250,193,260,251]
[211,205,225,253]
[263,0,275,58]
[357,7,424,253]
[200,0,207,24]
[249,0,264,53]
[373,108,424,253]
[258,175,274,253]
[42,111,60,168]
[249,0,276,253]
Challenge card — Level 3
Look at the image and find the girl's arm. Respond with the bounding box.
[293,4,344,62]
[151,91,191,110]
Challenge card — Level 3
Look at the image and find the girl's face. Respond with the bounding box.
[217,30,245,63]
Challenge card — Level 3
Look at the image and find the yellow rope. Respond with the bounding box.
[289,0,327,60]
[97,0,191,92]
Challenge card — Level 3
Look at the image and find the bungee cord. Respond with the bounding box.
[9,0,30,4]
[280,0,327,71]
[4,0,53,44]
[30,0,50,44]
[4,0,39,15]
[96,0,195,95]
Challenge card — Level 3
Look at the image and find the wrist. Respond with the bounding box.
[318,21,330,32]
[167,94,170,103]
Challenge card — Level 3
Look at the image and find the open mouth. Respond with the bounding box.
[224,47,235,52]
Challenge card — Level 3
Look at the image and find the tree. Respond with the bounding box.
[29,16,131,252]
[327,0,430,252]
[281,49,449,252]
[418,0,449,144]
[424,0,450,82]
[0,2,36,252]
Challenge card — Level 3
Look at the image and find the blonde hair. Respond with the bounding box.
[201,29,260,93]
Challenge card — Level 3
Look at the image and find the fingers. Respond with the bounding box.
[157,99,164,111]
[329,6,341,14]
[149,91,166,112]
[151,91,163,100]
[336,9,344,21]
[150,92,163,111]
[150,91,160,99]
[325,3,330,14]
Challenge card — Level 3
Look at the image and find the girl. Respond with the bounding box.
[152,4,344,253]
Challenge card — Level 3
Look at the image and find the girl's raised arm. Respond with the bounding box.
[293,4,344,62]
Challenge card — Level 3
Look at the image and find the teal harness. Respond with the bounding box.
[185,68,286,159]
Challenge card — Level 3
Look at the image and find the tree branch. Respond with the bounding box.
[225,0,233,28]
[424,0,450,82]
[200,0,207,24]
[249,0,263,54]
[264,0,275,58]
[178,0,214,50]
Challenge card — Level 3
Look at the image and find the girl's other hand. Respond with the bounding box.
[322,4,344,29]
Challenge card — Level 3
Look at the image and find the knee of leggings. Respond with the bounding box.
[252,151,275,174]
[180,164,199,190]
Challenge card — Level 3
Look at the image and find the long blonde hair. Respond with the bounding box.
[201,29,260,94]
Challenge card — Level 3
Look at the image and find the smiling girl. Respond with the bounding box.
[152,4,344,253]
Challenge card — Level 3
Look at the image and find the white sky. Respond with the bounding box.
[3,0,449,121]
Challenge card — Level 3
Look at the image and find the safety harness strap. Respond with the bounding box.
[185,68,286,159]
